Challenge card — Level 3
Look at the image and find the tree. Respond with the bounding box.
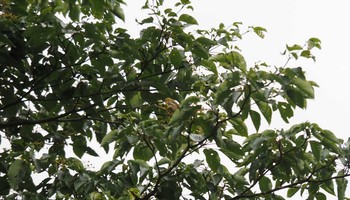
[0,0,349,199]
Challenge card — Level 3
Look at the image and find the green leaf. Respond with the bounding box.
[230,118,248,137]
[86,147,99,157]
[192,42,209,59]
[300,50,311,58]
[252,26,267,39]
[315,192,327,200]
[69,4,80,21]
[66,157,85,172]
[101,129,118,146]
[292,77,314,98]
[130,92,142,108]
[196,37,217,46]
[179,14,198,25]
[286,88,306,108]
[169,109,184,125]
[233,173,249,185]
[320,138,340,154]
[220,139,244,163]
[129,159,150,169]
[201,60,218,75]
[259,176,272,192]
[256,101,272,124]
[90,0,104,18]
[309,182,320,197]
[133,144,153,161]
[112,6,125,21]
[310,141,321,162]
[0,34,14,46]
[287,187,299,197]
[336,170,348,200]
[250,110,261,132]
[204,149,221,173]
[320,129,339,143]
[214,73,240,115]
[211,51,247,72]
[277,102,294,123]
[308,37,322,50]
[169,105,201,125]
[249,135,268,150]
[320,180,335,195]
[140,17,153,24]
[8,160,28,190]
[169,49,183,67]
[227,51,246,72]
[286,44,303,51]
[0,176,10,195]
[72,135,87,158]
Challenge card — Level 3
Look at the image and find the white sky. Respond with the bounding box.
[125,0,350,140]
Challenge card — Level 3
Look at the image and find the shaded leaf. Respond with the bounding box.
[256,101,272,124]
[286,88,306,108]
[133,144,153,161]
[259,176,272,192]
[8,160,27,190]
[310,141,321,162]
[336,170,348,200]
[112,6,125,21]
[204,149,221,173]
[287,187,299,198]
[192,42,209,59]
[315,192,327,200]
[250,110,261,132]
[320,180,335,195]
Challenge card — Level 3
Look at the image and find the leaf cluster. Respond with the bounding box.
[0,0,349,199]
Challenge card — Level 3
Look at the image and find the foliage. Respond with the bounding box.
[0,0,349,199]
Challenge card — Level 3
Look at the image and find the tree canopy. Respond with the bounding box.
[1,0,349,199]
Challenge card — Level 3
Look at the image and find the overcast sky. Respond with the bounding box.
[125,0,350,140]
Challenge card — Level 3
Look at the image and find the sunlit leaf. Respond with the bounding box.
[67,157,85,172]
[101,129,118,146]
[169,48,183,67]
[179,14,198,25]
[252,26,267,39]
[230,118,248,137]
[292,77,314,98]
